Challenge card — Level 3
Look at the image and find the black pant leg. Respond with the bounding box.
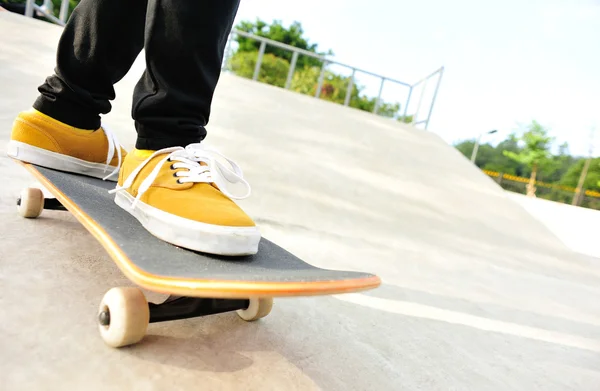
[33,0,148,130]
[133,0,240,150]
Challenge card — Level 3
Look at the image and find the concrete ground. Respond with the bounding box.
[508,192,600,259]
[1,12,600,391]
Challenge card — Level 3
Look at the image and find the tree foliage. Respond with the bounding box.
[559,158,600,190]
[229,51,290,88]
[502,121,553,168]
[50,0,78,15]
[501,120,554,196]
[235,18,332,69]
[456,134,526,176]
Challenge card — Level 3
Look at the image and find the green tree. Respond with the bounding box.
[503,120,554,196]
[538,142,579,183]
[454,133,527,176]
[291,66,355,102]
[397,115,414,124]
[50,0,78,16]
[559,158,600,208]
[351,95,401,118]
[235,18,332,69]
[559,158,600,192]
[489,134,530,176]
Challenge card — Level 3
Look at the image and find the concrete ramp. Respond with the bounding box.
[1,12,599,391]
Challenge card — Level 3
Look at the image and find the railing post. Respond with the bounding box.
[373,77,385,114]
[59,0,69,23]
[403,86,413,122]
[344,68,356,106]
[413,80,427,126]
[424,66,444,130]
[285,51,299,90]
[252,41,266,81]
[222,32,234,71]
[25,0,34,17]
[315,60,328,98]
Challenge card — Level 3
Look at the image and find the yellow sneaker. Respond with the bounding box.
[110,143,261,256]
[6,108,126,181]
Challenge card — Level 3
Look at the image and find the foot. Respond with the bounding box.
[110,144,261,256]
[6,108,126,181]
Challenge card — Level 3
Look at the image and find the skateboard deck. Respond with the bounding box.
[18,161,381,299]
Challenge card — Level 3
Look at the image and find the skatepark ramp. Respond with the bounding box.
[1,11,599,391]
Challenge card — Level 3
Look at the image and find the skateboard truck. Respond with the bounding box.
[99,295,250,324]
[148,296,250,323]
[39,197,68,211]
[98,296,250,325]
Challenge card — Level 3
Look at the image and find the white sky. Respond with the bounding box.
[234,0,600,156]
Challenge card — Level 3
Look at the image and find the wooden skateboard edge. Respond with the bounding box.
[19,161,382,299]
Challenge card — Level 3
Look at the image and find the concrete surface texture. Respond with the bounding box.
[507,192,600,259]
[1,12,600,391]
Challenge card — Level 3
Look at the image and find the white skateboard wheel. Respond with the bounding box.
[17,187,44,218]
[98,287,149,348]
[236,298,273,321]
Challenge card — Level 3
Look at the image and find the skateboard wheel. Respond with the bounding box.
[236,298,273,321]
[97,287,149,348]
[17,187,44,218]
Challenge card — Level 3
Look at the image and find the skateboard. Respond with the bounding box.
[15,161,381,348]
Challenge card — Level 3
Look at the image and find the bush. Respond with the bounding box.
[228,51,290,88]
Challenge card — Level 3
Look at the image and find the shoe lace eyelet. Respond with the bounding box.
[170,164,175,170]
[176,179,182,184]
[172,172,178,178]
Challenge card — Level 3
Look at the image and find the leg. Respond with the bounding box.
[133,0,241,150]
[111,0,260,256]
[33,0,148,130]
[9,0,146,180]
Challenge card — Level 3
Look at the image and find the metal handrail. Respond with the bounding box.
[225,30,443,129]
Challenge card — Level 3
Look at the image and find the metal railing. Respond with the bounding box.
[223,30,444,129]
[21,1,444,129]
[25,0,69,25]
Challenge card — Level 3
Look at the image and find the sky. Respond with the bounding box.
[233,0,600,157]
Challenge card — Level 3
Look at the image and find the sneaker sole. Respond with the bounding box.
[114,190,261,256]
[6,140,120,182]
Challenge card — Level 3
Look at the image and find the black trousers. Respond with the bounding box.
[33,0,240,150]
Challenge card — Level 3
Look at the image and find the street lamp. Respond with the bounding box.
[470,129,498,163]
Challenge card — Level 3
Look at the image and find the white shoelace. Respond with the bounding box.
[101,124,122,181]
[108,143,251,209]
